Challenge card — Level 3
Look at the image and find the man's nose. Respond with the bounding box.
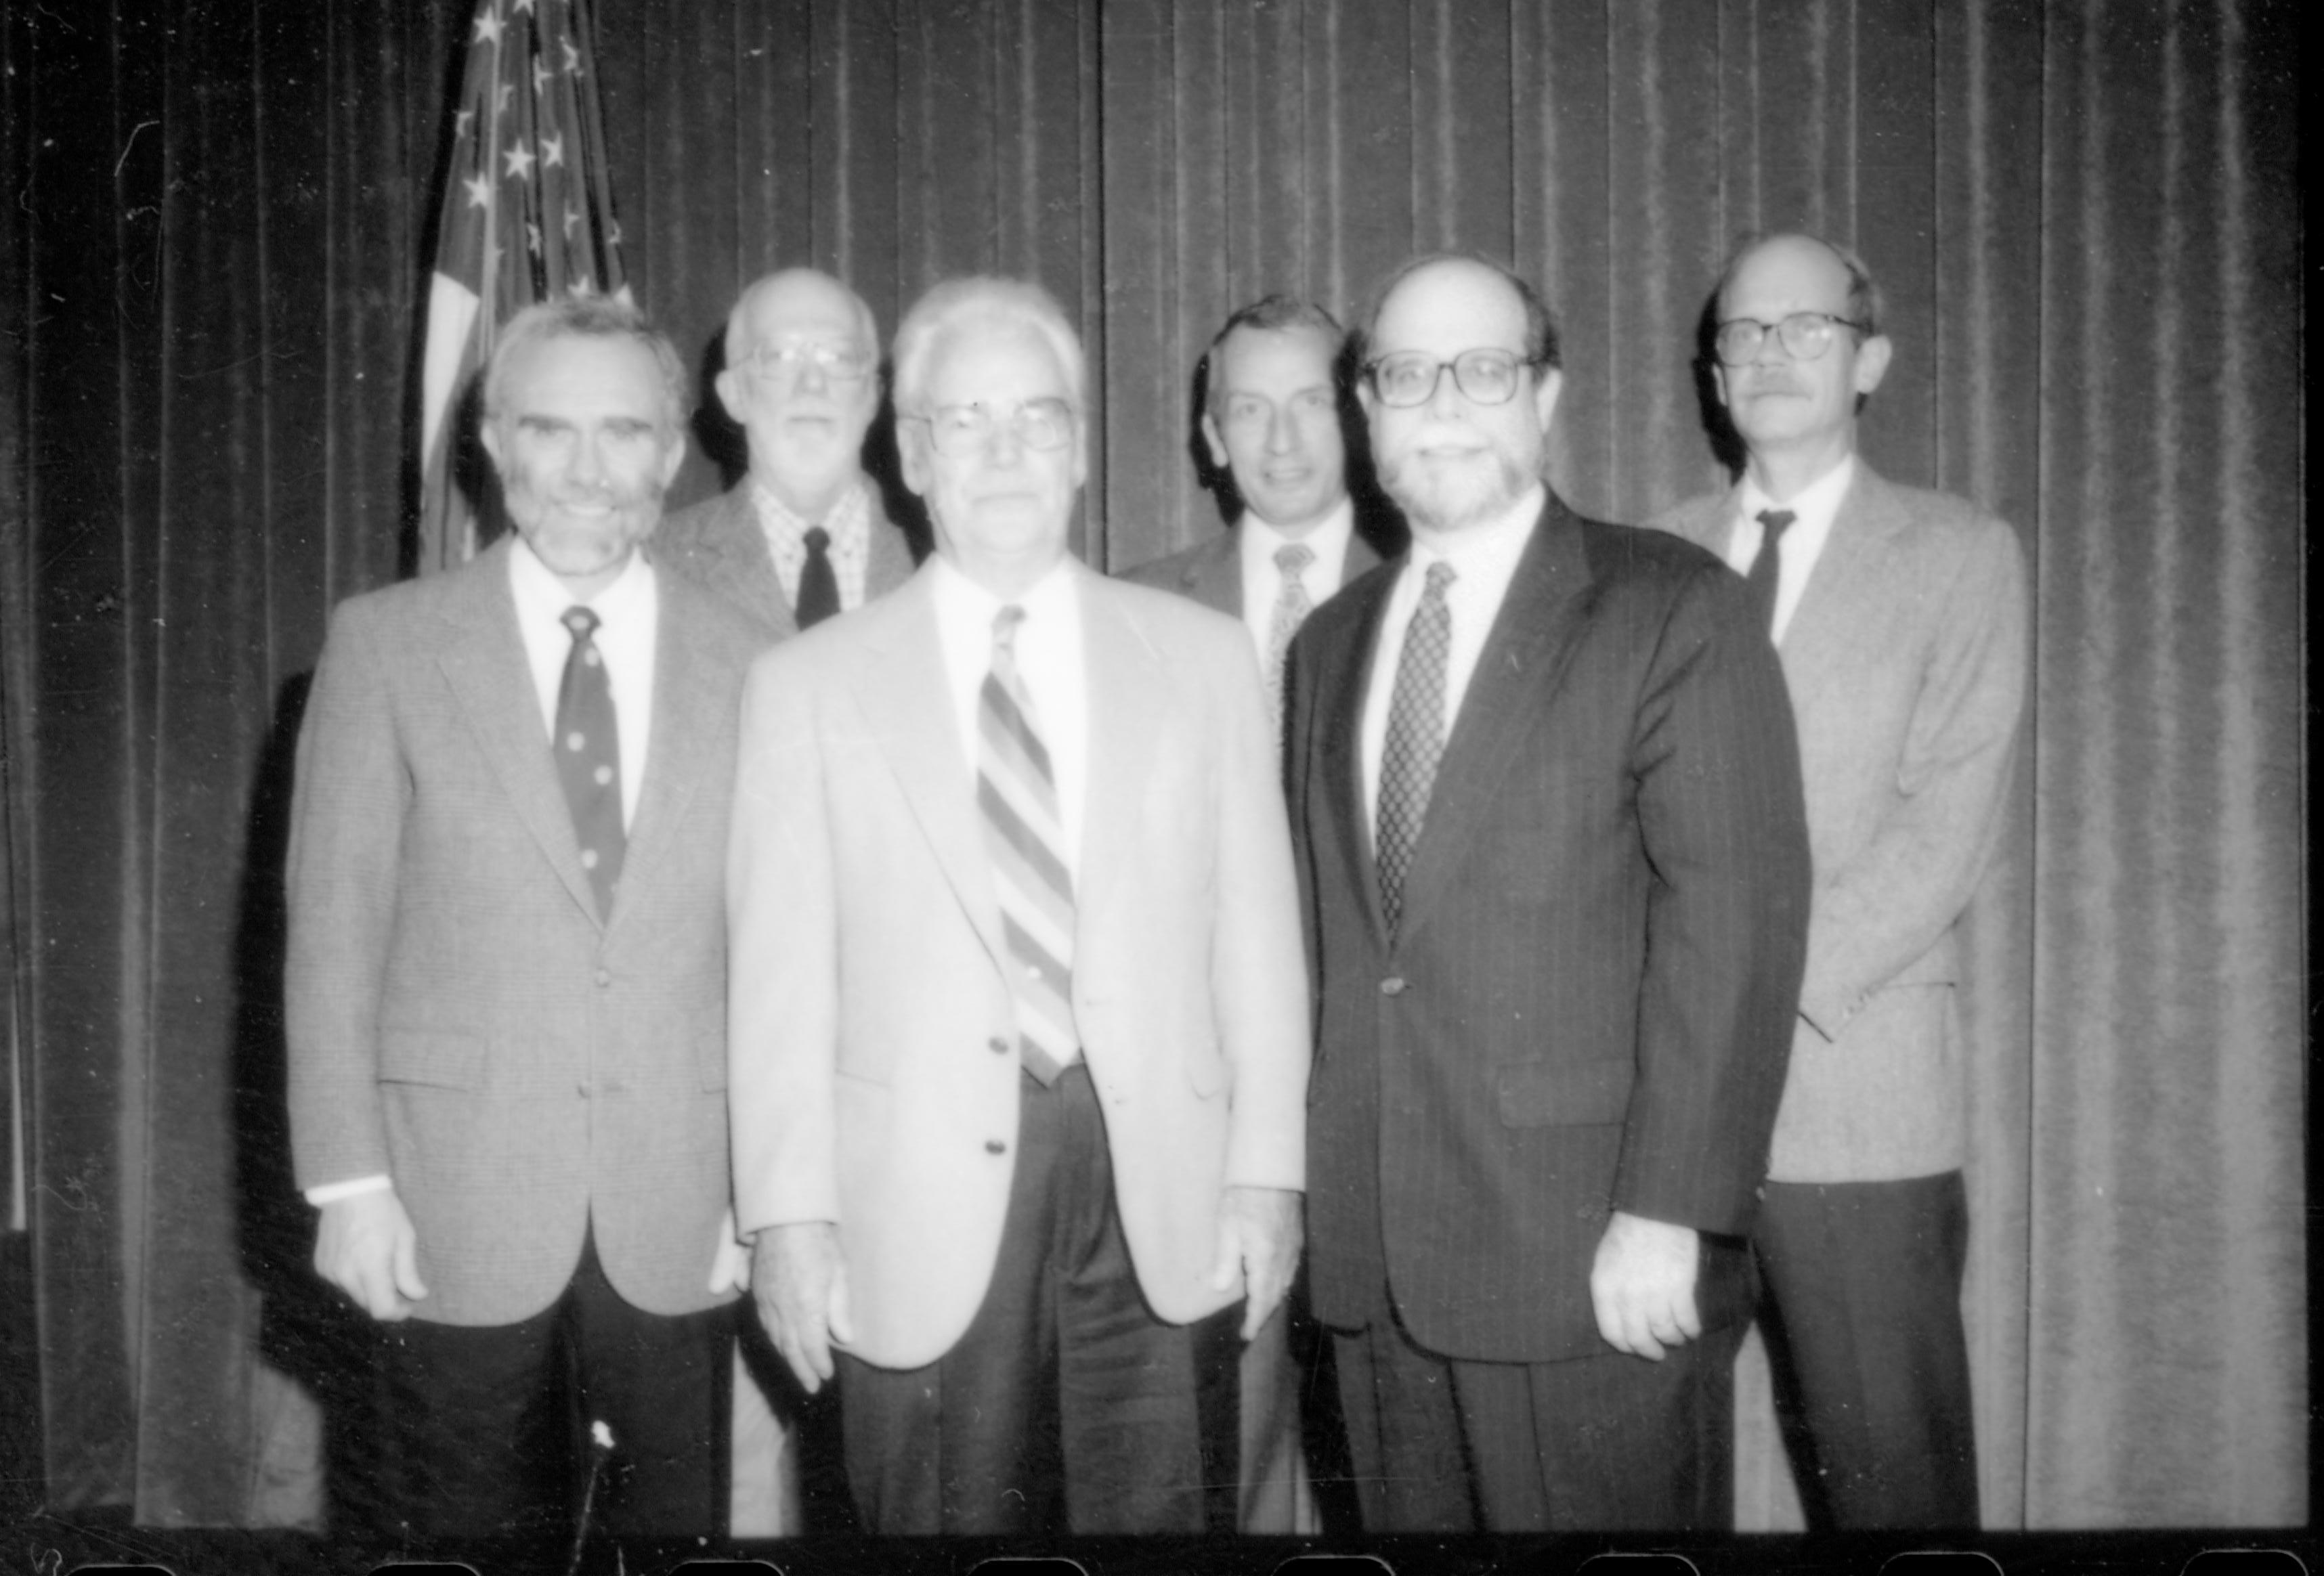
[796,357,830,393]
[1265,408,1295,454]
[1424,361,1467,417]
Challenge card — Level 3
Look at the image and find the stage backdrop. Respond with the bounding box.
[3,0,2302,1533]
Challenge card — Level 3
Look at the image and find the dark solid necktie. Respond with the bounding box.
[1375,560,1455,942]
[1745,508,1795,641]
[555,606,624,919]
[795,525,841,628]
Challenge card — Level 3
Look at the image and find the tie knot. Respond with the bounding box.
[992,604,1027,654]
[804,525,831,555]
[1276,542,1315,577]
[561,605,600,642]
[1421,559,1457,600]
[1757,508,1796,544]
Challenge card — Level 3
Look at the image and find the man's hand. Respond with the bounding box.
[1589,1210,1700,1361]
[707,1206,751,1295]
[750,1222,855,1393]
[1208,1185,1304,1340]
[314,1189,428,1321]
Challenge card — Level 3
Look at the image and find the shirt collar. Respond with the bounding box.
[1243,496,1353,561]
[1739,452,1855,539]
[508,534,655,622]
[752,474,869,550]
[928,550,1079,630]
[1410,481,1544,573]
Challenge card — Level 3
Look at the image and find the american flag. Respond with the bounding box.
[416,0,627,573]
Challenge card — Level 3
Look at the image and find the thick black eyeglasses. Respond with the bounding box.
[1362,349,1541,408]
[1712,311,1866,367]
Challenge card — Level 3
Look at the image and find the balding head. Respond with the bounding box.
[714,267,883,519]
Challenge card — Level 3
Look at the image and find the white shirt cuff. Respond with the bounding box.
[305,1173,393,1207]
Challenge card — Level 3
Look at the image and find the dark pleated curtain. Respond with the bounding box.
[5,0,2302,1534]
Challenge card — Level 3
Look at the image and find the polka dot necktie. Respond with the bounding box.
[555,605,624,919]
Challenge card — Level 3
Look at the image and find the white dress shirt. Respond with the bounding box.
[1359,483,1545,832]
[752,475,873,613]
[1237,498,1355,665]
[1728,452,1854,646]
[305,540,660,1208]
[929,553,1089,879]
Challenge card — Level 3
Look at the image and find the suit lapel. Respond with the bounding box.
[1778,465,1908,713]
[854,571,1008,972]
[434,546,602,926]
[609,573,720,934]
[1340,533,1383,588]
[1316,568,1396,947]
[1390,502,1597,951]
[702,486,797,638]
[1075,568,1165,929]
[863,483,918,600]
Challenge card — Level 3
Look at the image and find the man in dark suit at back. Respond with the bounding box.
[1119,293,1386,1532]
[658,267,916,637]
[1285,253,1811,1531]
[1122,296,1393,735]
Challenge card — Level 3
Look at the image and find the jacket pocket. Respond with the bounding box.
[378,1029,484,1091]
[1495,1055,1632,1127]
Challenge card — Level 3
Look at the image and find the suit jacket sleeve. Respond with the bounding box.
[284,599,408,1191]
[1617,559,1811,1232]
[1796,518,2029,1037]
[726,649,842,1235]
[1205,621,1310,1192]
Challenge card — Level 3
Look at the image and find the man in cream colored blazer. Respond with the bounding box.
[727,276,1310,1535]
[1652,232,2029,1528]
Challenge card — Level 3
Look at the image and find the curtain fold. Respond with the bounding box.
[8,0,2301,1533]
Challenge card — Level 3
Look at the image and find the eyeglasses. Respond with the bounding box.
[1711,311,1866,367]
[905,398,1077,457]
[1362,349,1539,408]
[740,341,875,383]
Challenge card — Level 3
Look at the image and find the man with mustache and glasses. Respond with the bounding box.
[1285,253,1810,1531]
[726,276,1309,1534]
[660,267,917,639]
[287,295,760,1541]
[1650,232,2028,1529]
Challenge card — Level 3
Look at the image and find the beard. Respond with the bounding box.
[1377,444,1537,533]
[507,480,666,580]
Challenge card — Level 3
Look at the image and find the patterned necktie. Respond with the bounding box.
[1265,542,1316,735]
[1375,561,1455,942]
[977,605,1079,1084]
[1745,508,1795,641]
[555,606,624,919]
[796,525,841,628]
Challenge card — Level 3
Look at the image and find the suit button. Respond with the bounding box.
[988,1036,1010,1055]
[985,1139,1006,1155]
[1379,976,1407,996]
[593,968,612,988]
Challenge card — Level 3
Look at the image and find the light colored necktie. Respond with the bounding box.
[555,605,624,919]
[1375,561,1455,942]
[1746,508,1795,640]
[977,605,1079,1084]
[1266,541,1316,734]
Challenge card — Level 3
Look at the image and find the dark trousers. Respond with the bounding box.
[838,1065,1239,1535]
[1752,1170,1980,1528]
[1332,1291,1742,1532]
[379,1225,731,1541]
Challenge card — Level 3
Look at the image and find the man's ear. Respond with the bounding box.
[1530,367,1563,435]
[1200,412,1229,470]
[1853,334,1894,397]
[479,418,504,471]
[658,431,687,489]
[714,367,747,425]
[898,425,931,498]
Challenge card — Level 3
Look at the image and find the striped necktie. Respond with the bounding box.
[976,605,1079,1084]
[1376,560,1455,942]
[1265,541,1315,735]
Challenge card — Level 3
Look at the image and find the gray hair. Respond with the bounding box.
[485,294,691,434]
[890,276,1085,415]
[722,267,881,368]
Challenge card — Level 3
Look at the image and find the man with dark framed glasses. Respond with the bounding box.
[1652,231,2029,1529]
[727,276,1309,1535]
[1287,252,1809,1531]
[660,267,916,640]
